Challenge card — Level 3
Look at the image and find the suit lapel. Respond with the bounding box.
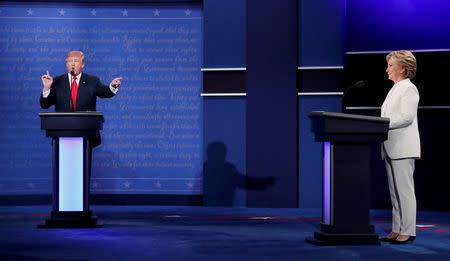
[382,80,409,116]
[76,73,89,110]
[79,73,88,88]
[382,86,394,116]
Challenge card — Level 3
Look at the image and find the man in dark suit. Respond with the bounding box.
[40,50,122,146]
[40,50,122,111]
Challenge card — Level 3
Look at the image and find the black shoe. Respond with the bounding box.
[379,235,398,242]
[389,236,416,244]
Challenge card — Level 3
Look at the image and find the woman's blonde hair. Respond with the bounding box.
[386,50,417,79]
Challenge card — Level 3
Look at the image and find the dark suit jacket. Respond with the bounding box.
[40,73,116,147]
[40,73,116,112]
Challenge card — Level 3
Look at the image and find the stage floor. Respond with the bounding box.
[0,206,449,260]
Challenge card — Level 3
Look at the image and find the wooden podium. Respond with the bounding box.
[306,111,389,245]
[38,112,104,228]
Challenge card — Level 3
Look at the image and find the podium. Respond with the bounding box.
[38,112,104,228]
[306,111,389,245]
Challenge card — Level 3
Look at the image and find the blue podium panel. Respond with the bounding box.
[323,141,331,225]
[59,137,84,212]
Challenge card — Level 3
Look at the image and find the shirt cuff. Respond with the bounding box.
[42,89,50,98]
[109,85,119,94]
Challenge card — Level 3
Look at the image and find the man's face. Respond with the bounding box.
[65,55,84,76]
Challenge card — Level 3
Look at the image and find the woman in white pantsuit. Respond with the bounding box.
[380,50,420,244]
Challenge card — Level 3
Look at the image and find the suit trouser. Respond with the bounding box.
[384,157,416,236]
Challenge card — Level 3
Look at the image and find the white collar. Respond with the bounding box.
[68,72,82,79]
[394,78,411,87]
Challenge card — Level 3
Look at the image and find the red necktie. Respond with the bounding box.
[71,75,78,110]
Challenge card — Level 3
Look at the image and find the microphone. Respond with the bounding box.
[70,69,75,76]
[353,80,365,89]
[341,80,365,111]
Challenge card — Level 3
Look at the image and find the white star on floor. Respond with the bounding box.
[123,181,131,188]
[27,182,35,189]
[154,181,162,188]
[250,217,273,220]
[26,9,33,16]
[58,9,66,16]
[153,9,160,16]
[122,9,128,16]
[186,182,193,189]
[90,9,97,16]
[185,9,191,16]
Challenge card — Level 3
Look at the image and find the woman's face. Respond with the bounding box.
[386,58,405,83]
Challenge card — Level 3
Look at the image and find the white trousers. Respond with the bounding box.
[385,157,416,236]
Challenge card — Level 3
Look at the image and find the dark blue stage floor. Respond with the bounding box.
[0,206,449,260]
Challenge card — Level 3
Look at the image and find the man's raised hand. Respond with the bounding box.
[41,70,53,92]
[110,77,123,88]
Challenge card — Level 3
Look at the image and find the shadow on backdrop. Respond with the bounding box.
[202,142,276,206]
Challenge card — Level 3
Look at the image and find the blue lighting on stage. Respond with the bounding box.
[347,0,450,51]
[59,137,84,212]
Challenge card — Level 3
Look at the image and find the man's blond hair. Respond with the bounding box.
[65,51,85,64]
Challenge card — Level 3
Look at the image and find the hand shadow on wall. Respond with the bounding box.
[202,142,277,206]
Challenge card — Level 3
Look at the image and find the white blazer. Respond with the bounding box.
[381,78,421,160]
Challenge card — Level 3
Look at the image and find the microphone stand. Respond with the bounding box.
[341,80,365,112]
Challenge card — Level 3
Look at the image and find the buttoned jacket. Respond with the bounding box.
[381,78,421,159]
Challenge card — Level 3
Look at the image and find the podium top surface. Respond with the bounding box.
[309,111,389,124]
[39,112,104,118]
[39,112,105,137]
[309,111,389,142]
